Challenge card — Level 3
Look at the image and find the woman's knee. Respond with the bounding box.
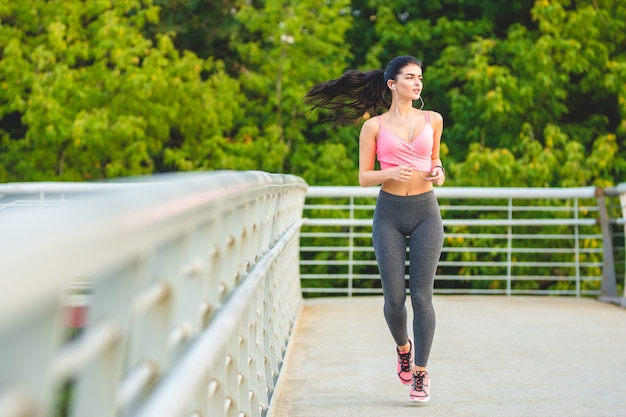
[410,291,432,311]
[384,291,407,312]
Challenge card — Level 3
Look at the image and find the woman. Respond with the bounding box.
[305,56,445,403]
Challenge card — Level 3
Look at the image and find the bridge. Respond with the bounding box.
[1,171,625,417]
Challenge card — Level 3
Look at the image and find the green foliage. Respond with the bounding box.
[0,0,244,181]
[434,0,625,187]
[1,0,623,186]
[229,0,354,182]
[144,0,240,62]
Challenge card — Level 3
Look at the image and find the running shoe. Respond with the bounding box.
[396,338,413,385]
[409,370,430,403]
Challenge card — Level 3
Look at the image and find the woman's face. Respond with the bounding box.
[391,64,423,100]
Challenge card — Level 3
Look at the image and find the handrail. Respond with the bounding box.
[0,171,308,417]
[307,185,598,198]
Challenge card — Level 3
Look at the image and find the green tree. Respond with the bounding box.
[431,0,625,187]
[1,0,624,188]
[144,0,240,65]
[230,0,356,185]
[0,0,241,181]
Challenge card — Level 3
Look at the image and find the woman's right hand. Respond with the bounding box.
[387,165,413,182]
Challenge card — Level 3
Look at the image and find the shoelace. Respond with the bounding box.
[413,371,427,391]
[398,350,411,372]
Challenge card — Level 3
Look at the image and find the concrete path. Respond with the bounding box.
[269,296,626,417]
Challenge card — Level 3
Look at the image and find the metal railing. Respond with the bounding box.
[0,171,308,417]
[300,185,626,305]
[1,179,625,417]
[2,181,625,301]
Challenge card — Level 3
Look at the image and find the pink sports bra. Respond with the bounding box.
[375,111,434,172]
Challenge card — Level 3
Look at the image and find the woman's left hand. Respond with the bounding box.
[429,167,445,186]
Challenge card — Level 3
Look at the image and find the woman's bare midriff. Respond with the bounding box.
[381,170,434,196]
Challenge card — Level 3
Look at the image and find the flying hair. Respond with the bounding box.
[304,56,422,126]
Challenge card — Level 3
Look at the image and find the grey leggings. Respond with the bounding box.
[372,190,443,367]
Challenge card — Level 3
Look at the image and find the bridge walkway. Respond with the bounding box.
[270,296,626,417]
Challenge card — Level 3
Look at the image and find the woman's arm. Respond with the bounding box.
[429,111,445,185]
[359,118,392,187]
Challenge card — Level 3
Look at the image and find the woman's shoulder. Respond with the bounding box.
[426,110,444,123]
[362,114,382,130]
[360,115,382,141]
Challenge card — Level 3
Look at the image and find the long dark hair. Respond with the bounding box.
[305,56,422,126]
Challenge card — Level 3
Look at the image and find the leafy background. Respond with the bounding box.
[1,0,624,187]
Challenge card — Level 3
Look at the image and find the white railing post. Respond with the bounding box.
[348,196,355,297]
[574,196,581,298]
[507,196,513,296]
